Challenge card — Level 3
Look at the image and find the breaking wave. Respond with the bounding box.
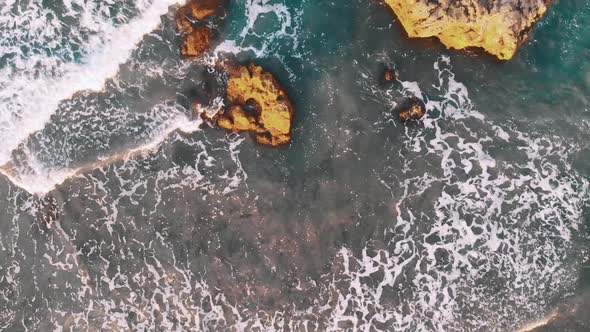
[0,0,587,331]
[0,0,181,191]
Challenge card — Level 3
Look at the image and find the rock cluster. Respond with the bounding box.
[176,2,295,147]
[216,64,295,146]
[176,0,224,57]
[384,0,552,60]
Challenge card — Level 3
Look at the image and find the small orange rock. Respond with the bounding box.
[384,69,394,82]
[186,0,223,20]
[398,100,426,121]
[176,0,225,57]
[180,26,212,57]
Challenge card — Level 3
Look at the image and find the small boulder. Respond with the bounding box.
[398,99,426,121]
[180,26,213,57]
[383,69,397,83]
[379,63,399,86]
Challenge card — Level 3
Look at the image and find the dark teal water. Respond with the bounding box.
[0,0,588,330]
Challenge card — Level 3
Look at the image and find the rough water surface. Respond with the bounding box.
[0,0,589,331]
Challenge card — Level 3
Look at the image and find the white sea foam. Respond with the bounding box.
[1,101,201,194]
[211,0,302,66]
[0,0,297,195]
[318,55,590,331]
[5,55,581,332]
[0,0,181,166]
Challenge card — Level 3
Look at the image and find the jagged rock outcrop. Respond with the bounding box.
[176,0,225,57]
[195,64,295,146]
[216,64,295,146]
[398,98,426,121]
[178,0,223,21]
[177,2,295,146]
[384,0,552,60]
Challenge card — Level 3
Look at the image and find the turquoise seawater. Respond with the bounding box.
[0,0,588,330]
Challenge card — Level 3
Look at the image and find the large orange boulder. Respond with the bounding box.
[216,64,295,146]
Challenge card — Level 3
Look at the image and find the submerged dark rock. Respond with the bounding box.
[383,68,396,83]
[378,62,399,86]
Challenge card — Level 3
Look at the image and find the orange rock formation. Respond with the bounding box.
[181,0,222,20]
[180,26,212,57]
[176,2,295,146]
[384,0,552,60]
[216,64,295,146]
[398,99,426,121]
[176,0,224,57]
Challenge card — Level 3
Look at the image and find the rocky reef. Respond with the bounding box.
[384,0,552,60]
[176,0,225,57]
[178,0,223,21]
[176,2,295,147]
[180,25,213,57]
[215,64,295,146]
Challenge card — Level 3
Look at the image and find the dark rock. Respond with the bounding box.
[397,98,426,121]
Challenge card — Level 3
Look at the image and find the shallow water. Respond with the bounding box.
[0,0,589,331]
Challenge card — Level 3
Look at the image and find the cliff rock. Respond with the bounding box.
[384,0,551,60]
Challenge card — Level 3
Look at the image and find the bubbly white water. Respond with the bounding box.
[4,102,201,194]
[0,0,181,179]
[0,0,303,195]
[4,54,584,331]
[211,0,302,74]
[316,56,589,331]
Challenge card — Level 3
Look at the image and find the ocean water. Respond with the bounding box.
[0,0,588,331]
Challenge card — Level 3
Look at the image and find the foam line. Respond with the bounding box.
[0,0,181,166]
[0,115,200,195]
[516,312,559,332]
